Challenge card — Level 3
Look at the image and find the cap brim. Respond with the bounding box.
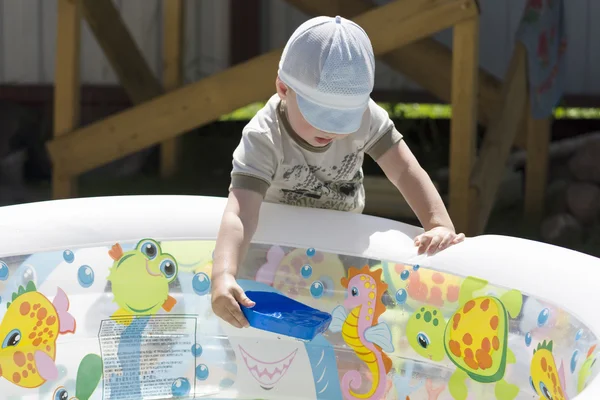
[296,94,367,135]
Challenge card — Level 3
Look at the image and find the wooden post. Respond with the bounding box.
[524,110,552,226]
[52,0,81,199]
[160,0,184,178]
[468,44,528,235]
[449,15,479,235]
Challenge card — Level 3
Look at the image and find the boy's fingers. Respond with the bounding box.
[426,235,443,255]
[438,233,454,250]
[418,236,431,254]
[222,310,243,328]
[453,233,466,243]
[228,304,249,328]
[232,286,256,308]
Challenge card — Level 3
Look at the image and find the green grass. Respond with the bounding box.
[219,102,600,121]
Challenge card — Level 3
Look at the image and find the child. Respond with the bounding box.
[211,16,465,328]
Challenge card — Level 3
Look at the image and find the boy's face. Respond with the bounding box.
[276,78,348,147]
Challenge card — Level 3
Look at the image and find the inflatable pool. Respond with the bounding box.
[0,195,598,400]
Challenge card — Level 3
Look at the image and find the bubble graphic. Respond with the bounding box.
[525,332,532,347]
[63,250,74,263]
[412,264,420,271]
[395,289,408,304]
[77,265,95,288]
[22,265,36,285]
[192,343,203,357]
[537,308,550,327]
[306,248,316,257]
[310,281,324,298]
[576,329,584,341]
[192,272,211,296]
[301,264,313,279]
[0,261,8,281]
[196,364,209,381]
[171,378,191,397]
[400,270,410,281]
[571,350,579,373]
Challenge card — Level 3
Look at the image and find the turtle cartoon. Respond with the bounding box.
[107,239,178,324]
[405,276,523,400]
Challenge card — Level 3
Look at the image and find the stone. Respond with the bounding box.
[540,213,583,247]
[568,139,600,183]
[566,182,600,223]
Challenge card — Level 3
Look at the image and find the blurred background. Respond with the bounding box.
[0,0,599,256]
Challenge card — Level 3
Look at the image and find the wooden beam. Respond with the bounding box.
[285,0,502,127]
[341,0,480,57]
[80,0,163,104]
[160,0,184,178]
[47,0,479,176]
[469,44,528,235]
[524,112,552,226]
[53,0,81,199]
[449,17,479,235]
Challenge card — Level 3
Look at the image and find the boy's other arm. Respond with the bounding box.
[376,140,464,253]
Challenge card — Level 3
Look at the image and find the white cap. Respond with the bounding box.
[278,16,375,134]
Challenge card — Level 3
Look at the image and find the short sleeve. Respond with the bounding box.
[230,129,279,197]
[364,100,403,161]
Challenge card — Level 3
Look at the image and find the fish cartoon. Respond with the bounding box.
[329,265,394,400]
[107,239,178,325]
[0,281,75,388]
[578,344,598,393]
[530,340,568,400]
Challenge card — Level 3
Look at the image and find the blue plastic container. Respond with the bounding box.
[240,290,333,341]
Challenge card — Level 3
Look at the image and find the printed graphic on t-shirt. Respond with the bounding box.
[277,152,364,212]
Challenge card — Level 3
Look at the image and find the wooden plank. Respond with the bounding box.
[47,0,479,176]
[524,113,552,226]
[160,0,184,178]
[469,44,528,235]
[53,0,81,199]
[351,0,479,56]
[80,0,163,104]
[449,17,479,235]
[285,0,503,128]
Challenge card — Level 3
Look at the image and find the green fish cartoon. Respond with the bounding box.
[107,239,178,325]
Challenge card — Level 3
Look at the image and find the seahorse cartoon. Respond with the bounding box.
[329,265,394,400]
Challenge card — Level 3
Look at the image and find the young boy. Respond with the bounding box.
[211,16,465,328]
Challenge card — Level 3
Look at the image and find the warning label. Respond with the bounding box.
[99,315,197,399]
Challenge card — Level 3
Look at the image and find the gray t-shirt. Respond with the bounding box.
[230,94,403,213]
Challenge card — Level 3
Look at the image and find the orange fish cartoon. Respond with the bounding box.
[0,281,76,388]
[530,340,568,400]
[329,265,394,400]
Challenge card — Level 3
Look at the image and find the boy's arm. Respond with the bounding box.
[212,188,263,279]
[211,188,263,328]
[376,140,464,253]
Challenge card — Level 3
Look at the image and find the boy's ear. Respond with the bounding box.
[275,76,288,100]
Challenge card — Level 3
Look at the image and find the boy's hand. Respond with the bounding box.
[211,273,256,328]
[414,227,465,255]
